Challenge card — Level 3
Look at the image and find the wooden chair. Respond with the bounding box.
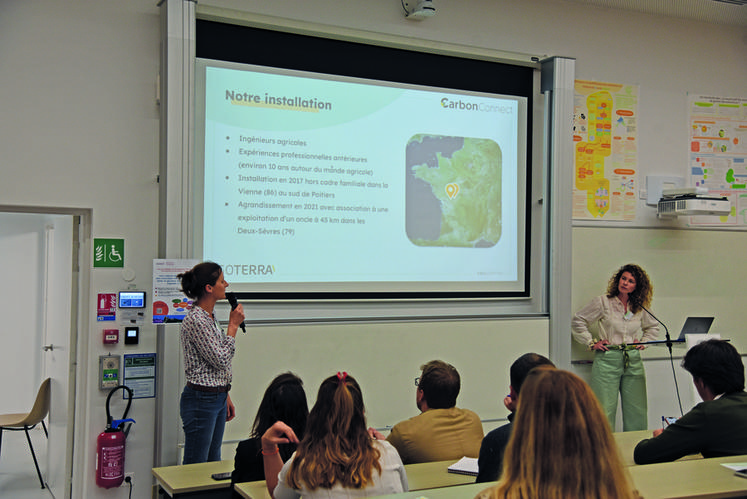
[0,378,51,489]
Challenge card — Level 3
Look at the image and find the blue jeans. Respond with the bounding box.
[180,385,227,464]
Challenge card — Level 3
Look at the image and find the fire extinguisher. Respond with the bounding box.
[96,385,135,488]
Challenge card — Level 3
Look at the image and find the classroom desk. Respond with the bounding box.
[613,430,702,466]
[360,455,747,499]
[614,430,651,466]
[628,454,747,499]
[234,460,477,499]
[152,459,233,498]
[305,482,488,499]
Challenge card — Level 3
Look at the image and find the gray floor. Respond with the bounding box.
[0,424,52,499]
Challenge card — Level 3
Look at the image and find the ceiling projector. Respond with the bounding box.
[404,0,435,19]
[657,188,731,218]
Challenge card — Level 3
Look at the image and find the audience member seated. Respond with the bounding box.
[386,359,483,464]
[475,368,640,499]
[230,372,308,494]
[476,353,554,483]
[261,372,408,499]
[634,339,747,464]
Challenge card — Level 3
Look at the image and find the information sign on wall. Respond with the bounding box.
[94,238,125,268]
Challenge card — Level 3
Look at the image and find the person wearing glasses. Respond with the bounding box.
[386,360,483,464]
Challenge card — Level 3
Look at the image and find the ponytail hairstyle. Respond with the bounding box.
[177,261,222,301]
[286,372,381,491]
[606,263,653,313]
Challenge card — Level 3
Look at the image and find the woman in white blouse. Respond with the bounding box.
[571,263,659,431]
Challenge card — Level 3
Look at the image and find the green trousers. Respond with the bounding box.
[590,349,648,431]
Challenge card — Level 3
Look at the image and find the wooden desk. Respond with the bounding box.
[628,454,747,499]
[361,455,747,499]
[406,460,476,489]
[614,429,653,466]
[324,482,488,499]
[235,460,476,499]
[152,460,233,498]
[235,480,269,499]
[613,430,702,466]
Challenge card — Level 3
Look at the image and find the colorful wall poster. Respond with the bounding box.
[573,80,639,221]
[152,259,199,324]
[688,94,747,227]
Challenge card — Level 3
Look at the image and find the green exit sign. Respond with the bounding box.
[93,238,124,268]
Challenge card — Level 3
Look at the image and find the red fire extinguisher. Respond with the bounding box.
[96,385,135,488]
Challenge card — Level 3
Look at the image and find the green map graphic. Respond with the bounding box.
[407,135,502,248]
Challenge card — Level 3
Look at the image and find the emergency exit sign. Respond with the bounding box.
[94,238,125,268]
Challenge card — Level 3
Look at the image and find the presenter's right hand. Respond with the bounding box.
[261,421,299,450]
[591,340,610,351]
[229,304,245,328]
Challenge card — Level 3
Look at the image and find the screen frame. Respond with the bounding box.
[190,17,541,302]
[118,291,146,309]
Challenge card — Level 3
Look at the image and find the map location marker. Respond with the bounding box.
[446,183,459,199]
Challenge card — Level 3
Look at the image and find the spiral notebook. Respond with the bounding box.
[447,456,479,476]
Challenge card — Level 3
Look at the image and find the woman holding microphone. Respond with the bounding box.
[178,261,245,464]
[572,263,659,431]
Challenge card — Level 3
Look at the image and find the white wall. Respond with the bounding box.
[0,1,160,497]
[1,0,745,497]
[571,227,747,430]
[0,214,46,411]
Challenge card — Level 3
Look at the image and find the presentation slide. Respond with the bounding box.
[196,59,527,296]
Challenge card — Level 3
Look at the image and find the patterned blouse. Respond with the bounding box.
[180,305,235,387]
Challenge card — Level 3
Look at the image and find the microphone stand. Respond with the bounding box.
[640,305,673,357]
[638,305,684,416]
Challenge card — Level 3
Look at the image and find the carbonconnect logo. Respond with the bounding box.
[440,97,512,113]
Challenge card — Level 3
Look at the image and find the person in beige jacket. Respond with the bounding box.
[387,360,483,464]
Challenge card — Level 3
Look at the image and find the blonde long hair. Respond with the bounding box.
[479,369,639,499]
[286,372,381,490]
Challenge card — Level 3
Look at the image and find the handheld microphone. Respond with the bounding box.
[225,292,246,333]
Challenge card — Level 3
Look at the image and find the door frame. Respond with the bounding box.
[0,204,90,499]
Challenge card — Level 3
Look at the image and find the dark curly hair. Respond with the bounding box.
[606,263,653,313]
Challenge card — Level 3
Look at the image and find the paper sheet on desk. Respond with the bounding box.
[720,462,747,471]
[447,456,479,476]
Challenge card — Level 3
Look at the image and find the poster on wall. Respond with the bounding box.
[572,80,639,221]
[152,259,199,324]
[123,353,156,399]
[687,94,747,227]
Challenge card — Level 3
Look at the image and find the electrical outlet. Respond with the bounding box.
[120,472,134,487]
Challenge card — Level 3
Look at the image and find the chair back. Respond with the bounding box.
[23,378,51,426]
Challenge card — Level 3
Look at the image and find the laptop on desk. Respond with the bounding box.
[634,316,714,345]
[675,317,714,341]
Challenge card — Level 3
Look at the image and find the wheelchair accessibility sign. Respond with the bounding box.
[94,238,125,268]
